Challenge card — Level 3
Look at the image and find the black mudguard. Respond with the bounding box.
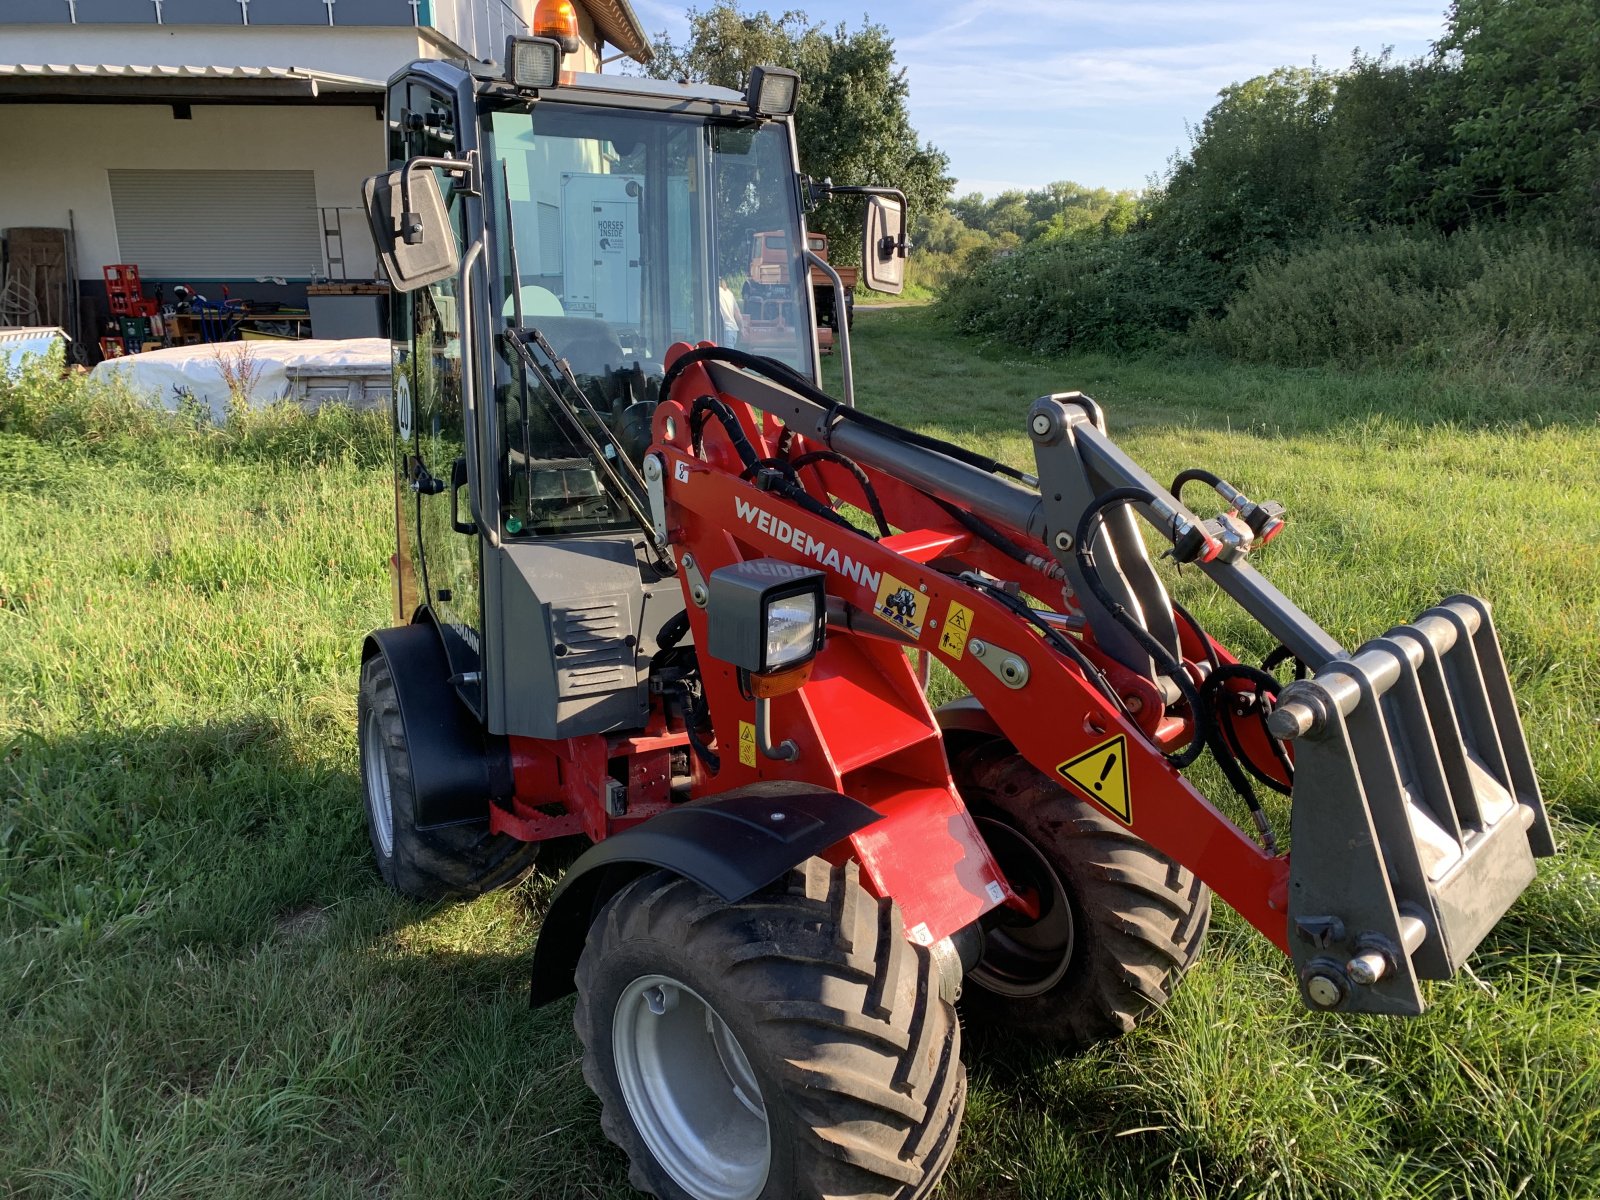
[529,782,882,1005]
[362,617,512,829]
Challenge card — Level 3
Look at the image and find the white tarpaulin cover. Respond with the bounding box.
[92,338,391,420]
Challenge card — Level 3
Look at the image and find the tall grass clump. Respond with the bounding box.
[1196,227,1600,380]
[0,346,390,470]
[938,234,1220,355]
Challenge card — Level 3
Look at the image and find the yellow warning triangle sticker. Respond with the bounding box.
[1056,734,1132,824]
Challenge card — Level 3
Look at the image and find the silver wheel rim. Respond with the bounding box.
[971,816,1075,997]
[361,708,395,858]
[612,974,770,1200]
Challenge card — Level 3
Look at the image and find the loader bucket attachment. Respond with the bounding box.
[1274,595,1554,1015]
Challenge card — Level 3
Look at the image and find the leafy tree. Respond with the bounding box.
[644,5,952,262]
[1425,0,1600,232]
[1324,51,1462,228]
[1148,66,1338,285]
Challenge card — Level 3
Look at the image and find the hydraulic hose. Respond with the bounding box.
[1170,467,1224,508]
[962,574,1140,729]
[661,345,1036,485]
[1197,662,1295,854]
[788,450,892,538]
[1074,488,1209,768]
[655,610,691,652]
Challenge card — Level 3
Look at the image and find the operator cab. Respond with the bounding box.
[364,40,907,744]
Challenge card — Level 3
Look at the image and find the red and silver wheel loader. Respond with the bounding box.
[357,38,1554,1200]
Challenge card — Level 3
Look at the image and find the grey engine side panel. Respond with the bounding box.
[492,535,684,739]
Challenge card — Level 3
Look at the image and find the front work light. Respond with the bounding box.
[746,65,800,117]
[505,35,564,90]
[706,559,826,678]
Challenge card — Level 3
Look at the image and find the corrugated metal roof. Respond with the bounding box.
[0,62,383,93]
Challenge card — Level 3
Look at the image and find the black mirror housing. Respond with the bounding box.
[363,164,459,293]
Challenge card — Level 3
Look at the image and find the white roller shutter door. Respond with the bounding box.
[108,169,324,278]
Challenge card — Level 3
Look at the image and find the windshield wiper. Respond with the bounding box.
[505,329,674,572]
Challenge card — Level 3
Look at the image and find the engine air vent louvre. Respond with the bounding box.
[554,598,633,697]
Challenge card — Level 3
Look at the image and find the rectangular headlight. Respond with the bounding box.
[505,36,563,91]
[706,559,826,675]
[746,65,800,117]
[764,590,819,671]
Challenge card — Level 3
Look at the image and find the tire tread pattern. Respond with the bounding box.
[359,656,537,902]
[573,859,966,1200]
[954,741,1210,1049]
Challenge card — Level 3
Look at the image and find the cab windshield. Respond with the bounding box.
[484,104,814,538]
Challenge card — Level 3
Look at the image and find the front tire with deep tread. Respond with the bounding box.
[358,653,538,902]
[954,740,1210,1050]
[574,859,966,1200]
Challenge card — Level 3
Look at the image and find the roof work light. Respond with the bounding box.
[745,65,800,117]
[531,0,581,52]
[505,35,564,90]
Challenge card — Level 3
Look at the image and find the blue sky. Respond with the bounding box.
[628,0,1451,196]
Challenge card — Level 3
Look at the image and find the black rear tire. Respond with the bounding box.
[574,859,966,1200]
[358,654,538,902]
[953,740,1210,1049]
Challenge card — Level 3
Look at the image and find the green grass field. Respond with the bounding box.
[3,309,1598,1199]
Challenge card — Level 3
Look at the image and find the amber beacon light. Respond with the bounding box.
[532,0,581,53]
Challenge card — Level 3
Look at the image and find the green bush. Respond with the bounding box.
[1195,226,1600,380]
[937,232,1221,355]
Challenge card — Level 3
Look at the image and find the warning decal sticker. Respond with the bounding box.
[938,601,975,659]
[1056,734,1131,824]
[738,720,757,768]
[874,573,930,639]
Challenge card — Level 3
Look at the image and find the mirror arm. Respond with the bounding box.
[398,152,480,245]
[813,184,910,256]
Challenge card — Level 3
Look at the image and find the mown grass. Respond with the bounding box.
[3,317,1599,1199]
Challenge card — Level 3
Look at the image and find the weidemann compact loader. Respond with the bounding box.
[355,29,1553,1200]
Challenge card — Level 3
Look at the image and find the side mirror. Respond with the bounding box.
[862,193,907,295]
[363,163,458,293]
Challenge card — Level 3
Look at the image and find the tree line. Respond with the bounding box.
[650,0,1600,375]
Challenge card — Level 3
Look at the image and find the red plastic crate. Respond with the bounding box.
[103,264,158,317]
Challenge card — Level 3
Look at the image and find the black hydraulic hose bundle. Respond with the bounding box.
[666,347,1065,569]
[961,574,1135,723]
[656,609,691,652]
[1197,664,1291,854]
[654,612,720,774]
[1262,643,1309,680]
[660,345,1035,486]
[788,450,892,538]
[665,681,720,774]
[689,393,761,470]
[1073,488,1209,769]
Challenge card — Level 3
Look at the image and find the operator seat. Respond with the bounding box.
[518,315,629,379]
